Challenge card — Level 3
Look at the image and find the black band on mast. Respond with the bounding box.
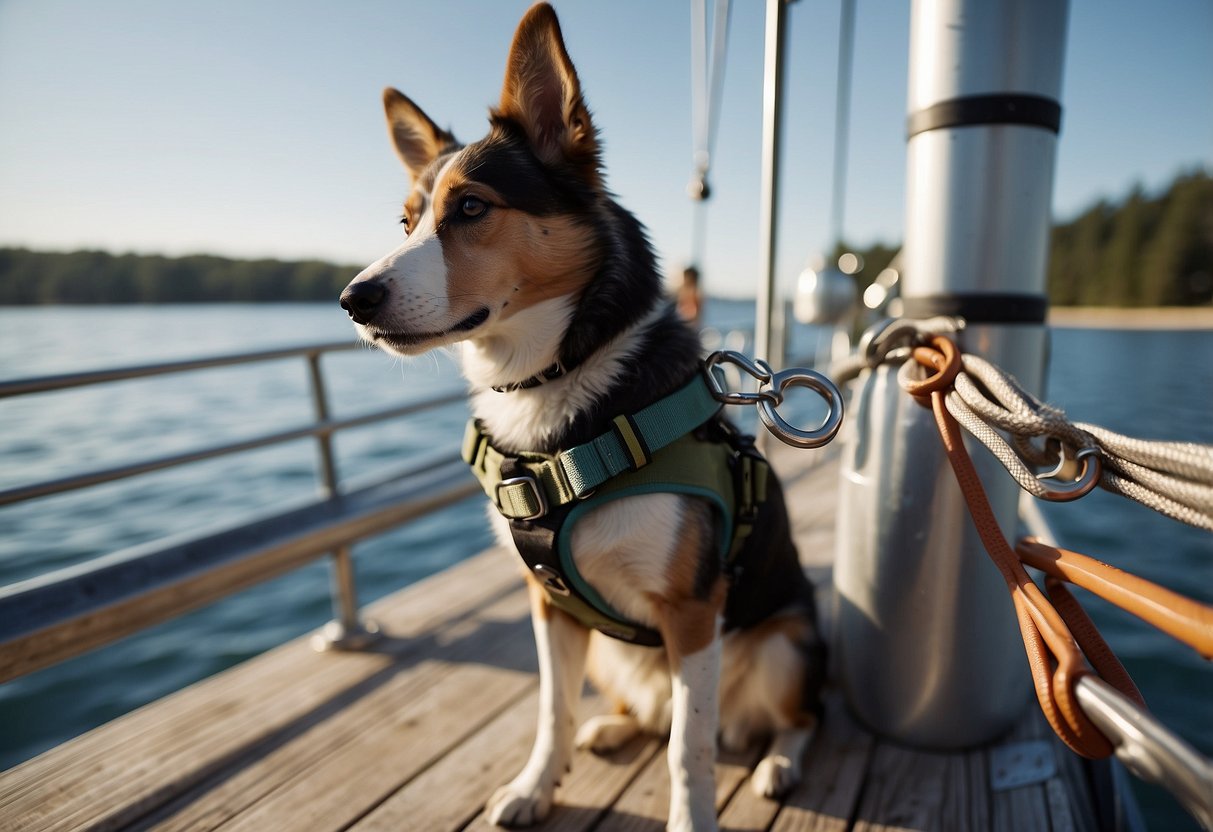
[902,293,1048,324]
[907,94,1062,139]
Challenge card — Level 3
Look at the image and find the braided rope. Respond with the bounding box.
[890,347,1213,529]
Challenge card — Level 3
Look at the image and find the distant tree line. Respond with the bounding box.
[835,170,1212,308]
[1,171,1209,306]
[1047,171,1212,306]
[0,250,357,304]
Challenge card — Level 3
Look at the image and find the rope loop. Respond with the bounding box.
[901,335,961,404]
[857,316,1213,526]
[890,333,1213,760]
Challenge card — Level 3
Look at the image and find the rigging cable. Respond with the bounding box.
[829,0,857,250]
[688,0,733,268]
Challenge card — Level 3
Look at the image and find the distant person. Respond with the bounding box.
[676,265,703,327]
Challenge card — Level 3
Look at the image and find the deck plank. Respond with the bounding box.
[460,731,665,831]
[0,452,1110,832]
[592,744,763,831]
[989,709,1053,832]
[0,548,523,832]
[938,749,990,832]
[141,590,535,832]
[850,741,953,832]
[350,690,542,832]
[0,546,518,805]
[756,698,873,829]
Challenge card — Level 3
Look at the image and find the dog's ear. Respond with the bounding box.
[383,88,458,181]
[497,3,599,175]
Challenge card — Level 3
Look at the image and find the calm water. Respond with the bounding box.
[0,303,1209,829]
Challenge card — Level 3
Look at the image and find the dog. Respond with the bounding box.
[339,5,826,829]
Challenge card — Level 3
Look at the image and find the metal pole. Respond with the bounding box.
[307,352,340,498]
[828,0,856,250]
[755,0,789,373]
[834,0,1069,748]
[306,351,380,651]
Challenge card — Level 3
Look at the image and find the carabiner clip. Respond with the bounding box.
[703,350,776,405]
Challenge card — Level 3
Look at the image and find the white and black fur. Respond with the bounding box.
[340,6,825,830]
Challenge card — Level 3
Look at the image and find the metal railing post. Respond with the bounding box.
[307,351,340,496]
[306,351,381,651]
[0,340,476,675]
[834,0,1069,748]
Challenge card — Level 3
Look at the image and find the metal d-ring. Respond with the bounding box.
[756,368,845,449]
[1036,445,1103,502]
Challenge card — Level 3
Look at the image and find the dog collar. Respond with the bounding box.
[491,361,568,393]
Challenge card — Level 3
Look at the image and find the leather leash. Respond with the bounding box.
[1016,538,1213,660]
[902,334,1154,758]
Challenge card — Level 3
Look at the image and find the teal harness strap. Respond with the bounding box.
[463,372,724,520]
[558,373,723,497]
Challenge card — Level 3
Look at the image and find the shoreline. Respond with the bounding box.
[1047,306,1213,330]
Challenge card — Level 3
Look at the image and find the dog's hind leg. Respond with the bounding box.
[744,616,824,799]
[751,720,816,798]
[575,710,642,753]
[486,580,589,828]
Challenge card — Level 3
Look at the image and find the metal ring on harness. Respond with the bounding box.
[756,368,845,449]
[703,351,846,449]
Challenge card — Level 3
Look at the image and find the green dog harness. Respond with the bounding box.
[463,370,772,647]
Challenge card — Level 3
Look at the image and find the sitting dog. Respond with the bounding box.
[340,5,826,829]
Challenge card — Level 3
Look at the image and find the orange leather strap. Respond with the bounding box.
[906,336,1146,758]
[1017,538,1213,660]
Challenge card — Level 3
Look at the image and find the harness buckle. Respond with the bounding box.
[532,564,571,596]
[496,475,549,521]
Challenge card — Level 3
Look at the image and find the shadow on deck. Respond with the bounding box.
[0,451,1098,831]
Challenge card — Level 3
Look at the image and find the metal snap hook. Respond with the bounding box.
[1036,445,1102,502]
[704,350,773,405]
[756,368,845,449]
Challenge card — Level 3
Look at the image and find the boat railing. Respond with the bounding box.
[0,340,480,685]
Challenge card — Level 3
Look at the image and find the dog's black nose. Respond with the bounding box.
[340,281,386,325]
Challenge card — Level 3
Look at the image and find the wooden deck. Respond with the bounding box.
[1,449,1099,831]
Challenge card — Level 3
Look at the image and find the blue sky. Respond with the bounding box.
[0,0,1209,298]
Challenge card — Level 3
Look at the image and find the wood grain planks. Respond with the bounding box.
[142,590,535,832]
[0,453,1110,832]
[0,548,524,832]
[762,700,875,832]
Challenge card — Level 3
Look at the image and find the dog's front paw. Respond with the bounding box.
[751,752,801,799]
[485,779,554,828]
[575,714,640,754]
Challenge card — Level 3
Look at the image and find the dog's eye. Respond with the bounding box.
[399,215,410,234]
[460,196,488,219]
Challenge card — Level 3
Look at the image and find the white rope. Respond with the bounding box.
[896,351,1213,531]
